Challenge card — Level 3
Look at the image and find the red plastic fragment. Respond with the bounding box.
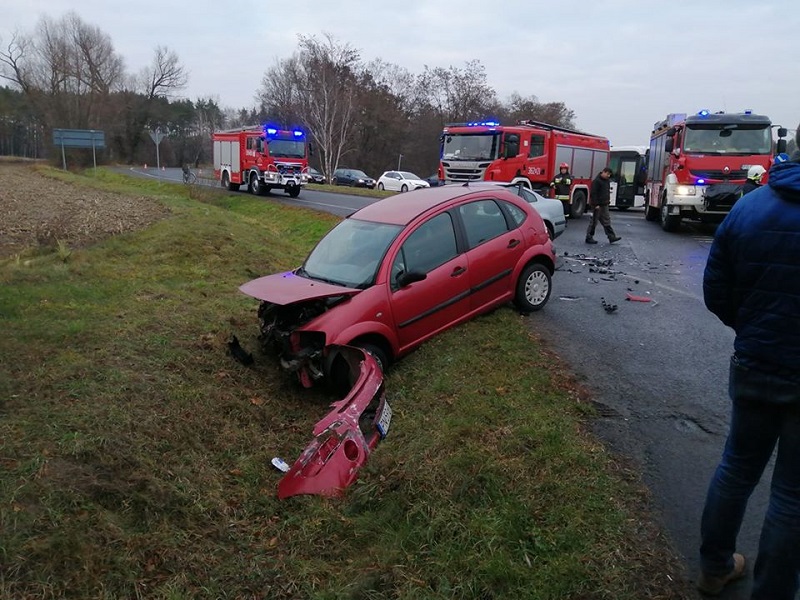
[625,293,652,303]
[277,346,390,499]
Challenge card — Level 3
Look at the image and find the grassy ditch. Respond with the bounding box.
[0,168,691,599]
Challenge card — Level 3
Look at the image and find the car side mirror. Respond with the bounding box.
[776,139,787,154]
[397,271,427,287]
[777,127,788,138]
[665,139,674,153]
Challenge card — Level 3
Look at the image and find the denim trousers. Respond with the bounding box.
[700,356,800,599]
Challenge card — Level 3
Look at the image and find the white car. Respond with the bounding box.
[467,182,567,240]
[376,171,430,192]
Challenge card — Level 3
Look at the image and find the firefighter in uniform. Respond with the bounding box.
[742,165,766,197]
[550,162,573,213]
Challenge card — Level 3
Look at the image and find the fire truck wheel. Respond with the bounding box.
[249,173,267,196]
[660,197,681,232]
[287,186,301,198]
[221,172,230,189]
[645,204,659,221]
[570,191,586,219]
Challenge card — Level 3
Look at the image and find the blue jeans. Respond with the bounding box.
[700,356,800,599]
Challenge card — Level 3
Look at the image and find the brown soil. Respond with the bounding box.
[0,163,171,257]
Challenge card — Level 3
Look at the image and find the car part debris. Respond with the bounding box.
[559,295,584,301]
[625,293,652,303]
[601,298,618,313]
[278,345,390,499]
[228,335,254,365]
[271,457,290,472]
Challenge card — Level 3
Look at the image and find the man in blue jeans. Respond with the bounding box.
[700,124,800,598]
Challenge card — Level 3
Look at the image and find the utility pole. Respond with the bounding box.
[397,153,403,170]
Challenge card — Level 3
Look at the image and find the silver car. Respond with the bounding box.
[466,182,567,240]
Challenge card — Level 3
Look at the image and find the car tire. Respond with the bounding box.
[545,222,555,241]
[354,342,390,373]
[401,184,408,192]
[378,182,384,191]
[249,173,267,196]
[514,263,552,313]
[332,177,338,186]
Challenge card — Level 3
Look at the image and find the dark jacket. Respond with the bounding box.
[550,171,572,197]
[703,157,800,382]
[590,173,610,206]
[741,179,760,197]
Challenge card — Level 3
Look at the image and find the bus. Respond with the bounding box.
[608,145,647,210]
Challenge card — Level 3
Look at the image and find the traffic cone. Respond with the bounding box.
[162,166,165,171]
[144,163,147,169]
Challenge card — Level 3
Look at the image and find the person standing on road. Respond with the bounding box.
[742,165,766,197]
[585,167,621,244]
[699,124,800,599]
[550,162,573,213]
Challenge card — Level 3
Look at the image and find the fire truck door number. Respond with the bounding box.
[527,167,543,176]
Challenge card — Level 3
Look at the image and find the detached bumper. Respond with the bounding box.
[278,346,391,499]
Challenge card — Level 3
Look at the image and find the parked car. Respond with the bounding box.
[424,173,444,187]
[307,167,326,184]
[331,168,376,188]
[240,185,555,388]
[376,171,430,192]
[467,182,567,240]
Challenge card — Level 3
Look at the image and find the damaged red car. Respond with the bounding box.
[240,184,555,388]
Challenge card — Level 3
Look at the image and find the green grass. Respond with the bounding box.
[0,168,691,599]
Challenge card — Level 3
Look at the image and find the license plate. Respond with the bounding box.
[376,400,392,438]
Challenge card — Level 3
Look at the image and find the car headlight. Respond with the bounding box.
[676,185,696,196]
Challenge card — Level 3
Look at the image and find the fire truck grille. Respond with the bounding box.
[276,163,302,175]
[444,166,487,182]
[690,169,747,181]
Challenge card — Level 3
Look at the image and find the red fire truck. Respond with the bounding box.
[644,110,788,232]
[439,120,610,217]
[212,125,310,197]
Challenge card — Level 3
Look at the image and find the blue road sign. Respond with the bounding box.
[53,129,105,149]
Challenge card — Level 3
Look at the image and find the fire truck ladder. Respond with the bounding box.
[516,120,606,139]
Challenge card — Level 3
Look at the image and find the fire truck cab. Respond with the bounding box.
[439,120,609,218]
[644,110,788,232]
[213,125,310,197]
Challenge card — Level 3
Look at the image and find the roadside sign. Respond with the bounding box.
[52,128,106,171]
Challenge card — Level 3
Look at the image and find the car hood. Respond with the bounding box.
[239,271,361,305]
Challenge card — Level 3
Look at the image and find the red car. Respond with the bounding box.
[240,184,555,387]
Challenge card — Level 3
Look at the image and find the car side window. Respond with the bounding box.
[458,200,509,249]
[500,201,527,227]
[391,213,458,287]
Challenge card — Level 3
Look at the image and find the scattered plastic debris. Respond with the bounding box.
[271,457,290,472]
[228,335,254,365]
[601,297,618,313]
[626,293,652,303]
[559,295,584,301]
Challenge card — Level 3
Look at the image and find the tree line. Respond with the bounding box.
[1,13,577,178]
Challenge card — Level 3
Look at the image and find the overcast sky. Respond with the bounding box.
[4,0,799,147]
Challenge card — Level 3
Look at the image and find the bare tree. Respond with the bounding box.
[497,92,576,129]
[258,33,360,179]
[417,60,497,124]
[138,45,187,99]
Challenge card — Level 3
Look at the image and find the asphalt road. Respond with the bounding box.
[119,167,777,598]
[537,208,772,599]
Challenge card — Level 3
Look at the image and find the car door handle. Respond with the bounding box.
[451,266,466,277]
[507,239,521,248]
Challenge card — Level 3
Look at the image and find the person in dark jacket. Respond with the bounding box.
[742,164,766,197]
[550,162,573,212]
[698,124,800,599]
[585,167,621,244]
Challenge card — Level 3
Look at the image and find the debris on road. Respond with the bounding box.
[228,335,254,366]
[601,298,618,313]
[626,293,652,303]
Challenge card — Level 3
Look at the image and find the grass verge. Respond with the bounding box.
[0,168,692,599]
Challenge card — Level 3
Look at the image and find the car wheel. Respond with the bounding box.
[514,263,552,313]
[378,182,384,191]
[331,177,338,186]
[545,222,555,241]
[354,342,390,373]
[401,184,408,193]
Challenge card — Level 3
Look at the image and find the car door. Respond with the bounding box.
[456,198,526,312]
[387,211,471,351]
[386,172,399,191]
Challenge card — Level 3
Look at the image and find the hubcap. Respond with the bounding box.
[525,271,549,305]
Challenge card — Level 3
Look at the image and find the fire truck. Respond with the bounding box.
[212,125,310,197]
[644,110,788,232]
[439,120,610,217]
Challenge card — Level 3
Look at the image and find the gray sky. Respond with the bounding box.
[4,0,799,146]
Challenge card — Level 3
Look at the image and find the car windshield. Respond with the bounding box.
[399,171,422,180]
[683,126,771,155]
[301,218,402,288]
[442,133,499,161]
[351,170,369,178]
[267,138,306,158]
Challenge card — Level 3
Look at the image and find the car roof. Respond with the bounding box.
[351,184,524,225]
